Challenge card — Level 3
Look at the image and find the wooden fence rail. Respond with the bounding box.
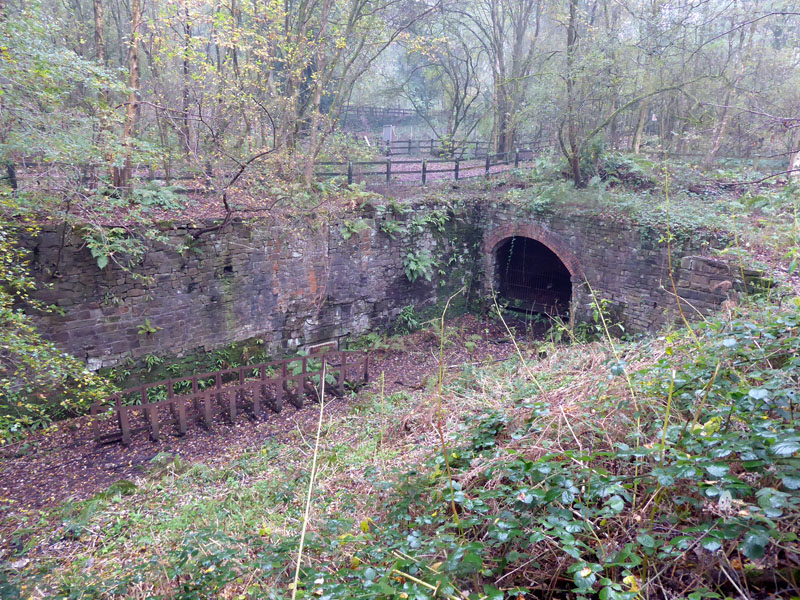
[316,148,547,185]
[90,350,369,446]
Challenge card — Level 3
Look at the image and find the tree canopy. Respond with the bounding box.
[0,0,797,190]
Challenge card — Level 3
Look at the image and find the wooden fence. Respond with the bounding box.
[316,148,547,186]
[90,349,369,446]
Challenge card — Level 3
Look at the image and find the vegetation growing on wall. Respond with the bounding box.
[0,199,112,442]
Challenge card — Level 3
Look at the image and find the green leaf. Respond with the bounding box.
[780,475,800,490]
[96,254,109,269]
[741,532,770,559]
[705,464,729,478]
[483,585,504,599]
[772,439,800,457]
[636,533,656,549]
[605,495,624,512]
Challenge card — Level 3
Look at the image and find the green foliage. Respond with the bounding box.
[83,223,170,274]
[131,182,184,211]
[574,296,624,342]
[379,219,406,239]
[7,297,800,598]
[0,1,125,168]
[599,153,657,187]
[0,200,112,442]
[407,209,450,236]
[504,186,556,215]
[576,134,606,180]
[316,133,379,163]
[395,305,422,335]
[289,349,338,387]
[340,219,371,240]
[403,249,436,282]
[100,337,272,391]
[137,319,161,336]
[385,198,409,217]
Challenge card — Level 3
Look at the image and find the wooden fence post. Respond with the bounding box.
[347,160,353,186]
[422,159,427,185]
[430,139,434,154]
[454,159,459,181]
[515,149,520,168]
[339,353,347,396]
[485,155,490,177]
[386,158,391,183]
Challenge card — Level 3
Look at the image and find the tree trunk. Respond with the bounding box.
[182,4,192,156]
[566,0,583,187]
[5,163,17,191]
[496,95,511,155]
[303,0,332,185]
[631,101,648,154]
[703,89,732,167]
[704,23,755,167]
[93,0,106,67]
[789,126,800,179]
[114,0,141,190]
[93,0,113,185]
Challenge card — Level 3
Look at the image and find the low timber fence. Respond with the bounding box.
[317,147,549,186]
[8,146,550,191]
[342,105,418,121]
[90,349,369,446]
[10,145,782,193]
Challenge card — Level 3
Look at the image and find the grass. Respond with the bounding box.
[3,290,799,599]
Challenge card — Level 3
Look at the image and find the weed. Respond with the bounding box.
[403,250,436,283]
[395,304,422,334]
[340,219,371,240]
[137,319,161,335]
[379,219,406,239]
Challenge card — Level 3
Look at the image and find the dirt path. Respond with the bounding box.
[0,314,537,548]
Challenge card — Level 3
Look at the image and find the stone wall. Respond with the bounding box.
[27,204,481,370]
[479,202,733,332]
[673,255,766,316]
[25,198,743,370]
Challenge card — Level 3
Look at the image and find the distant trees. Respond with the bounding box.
[372,0,800,184]
[0,0,798,190]
[392,20,484,151]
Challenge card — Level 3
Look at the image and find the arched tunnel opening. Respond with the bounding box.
[495,236,572,316]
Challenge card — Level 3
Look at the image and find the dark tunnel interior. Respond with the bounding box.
[495,236,572,315]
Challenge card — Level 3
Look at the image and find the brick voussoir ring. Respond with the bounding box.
[484,223,584,278]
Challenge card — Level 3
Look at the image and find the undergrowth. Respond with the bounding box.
[3,294,799,599]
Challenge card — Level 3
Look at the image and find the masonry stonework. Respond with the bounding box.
[26,199,745,370]
[27,205,480,370]
[478,202,738,332]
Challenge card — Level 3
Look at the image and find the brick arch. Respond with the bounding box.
[484,223,583,278]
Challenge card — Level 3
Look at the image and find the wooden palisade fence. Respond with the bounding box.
[90,350,369,446]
